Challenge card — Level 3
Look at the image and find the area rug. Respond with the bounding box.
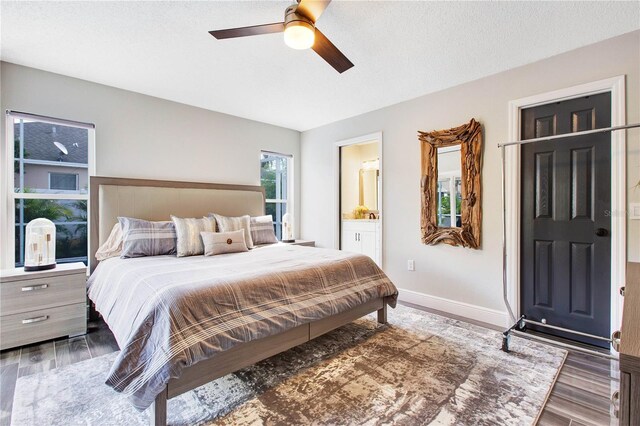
[11,305,566,426]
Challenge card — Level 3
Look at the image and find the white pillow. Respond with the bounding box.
[95,223,123,261]
[201,230,248,256]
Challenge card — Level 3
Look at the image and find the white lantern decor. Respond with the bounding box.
[281,212,295,243]
[24,218,57,271]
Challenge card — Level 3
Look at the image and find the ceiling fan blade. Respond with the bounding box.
[209,22,284,39]
[296,0,331,22]
[312,29,354,73]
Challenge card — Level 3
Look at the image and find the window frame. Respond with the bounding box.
[48,172,80,192]
[260,150,294,240]
[1,111,95,269]
[437,171,462,228]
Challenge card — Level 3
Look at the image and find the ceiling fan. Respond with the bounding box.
[209,0,354,73]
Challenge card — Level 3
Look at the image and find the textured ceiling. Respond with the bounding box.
[1,1,639,131]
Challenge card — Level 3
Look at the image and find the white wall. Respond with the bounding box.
[301,31,640,324]
[0,62,301,268]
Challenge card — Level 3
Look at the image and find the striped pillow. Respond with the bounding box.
[210,214,254,248]
[118,217,177,258]
[171,216,216,257]
[250,215,278,245]
[201,230,248,256]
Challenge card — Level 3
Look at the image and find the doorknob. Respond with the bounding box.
[595,228,608,237]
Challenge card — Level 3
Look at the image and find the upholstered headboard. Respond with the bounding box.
[89,176,265,272]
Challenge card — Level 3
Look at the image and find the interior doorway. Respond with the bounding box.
[335,133,382,267]
[520,93,612,347]
[505,77,626,350]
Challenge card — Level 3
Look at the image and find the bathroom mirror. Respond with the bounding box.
[340,143,379,219]
[359,168,378,211]
[419,118,482,248]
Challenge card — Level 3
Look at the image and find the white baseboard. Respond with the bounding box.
[397,288,510,328]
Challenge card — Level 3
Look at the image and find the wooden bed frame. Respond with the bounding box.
[151,297,388,425]
[88,176,391,426]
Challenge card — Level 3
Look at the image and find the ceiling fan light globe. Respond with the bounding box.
[284,22,315,50]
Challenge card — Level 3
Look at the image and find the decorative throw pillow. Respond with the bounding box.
[201,230,248,256]
[250,215,278,245]
[96,222,124,261]
[171,216,216,257]
[210,213,254,248]
[118,217,177,258]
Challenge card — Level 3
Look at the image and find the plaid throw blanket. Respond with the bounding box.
[87,245,398,410]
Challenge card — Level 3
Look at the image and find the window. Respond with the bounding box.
[437,175,462,227]
[260,151,292,240]
[4,112,95,268]
[49,173,79,191]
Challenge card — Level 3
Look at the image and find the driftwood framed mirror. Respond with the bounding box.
[419,118,482,248]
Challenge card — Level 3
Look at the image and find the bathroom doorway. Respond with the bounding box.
[335,133,382,267]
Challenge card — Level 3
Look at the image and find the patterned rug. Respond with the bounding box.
[11,305,566,426]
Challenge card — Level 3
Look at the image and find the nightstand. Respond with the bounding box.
[283,240,315,247]
[0,262,87,350]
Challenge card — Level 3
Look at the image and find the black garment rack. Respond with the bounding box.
[499,122,640,359]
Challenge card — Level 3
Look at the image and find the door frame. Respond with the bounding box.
[334,132,383,265]
[505,76,626,341]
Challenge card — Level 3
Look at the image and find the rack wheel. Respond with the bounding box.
[502,334,510,353]
[517,320,527,332]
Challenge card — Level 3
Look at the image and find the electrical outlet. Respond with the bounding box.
[407,260,415,271]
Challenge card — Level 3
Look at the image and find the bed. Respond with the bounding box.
[88,176,398,426]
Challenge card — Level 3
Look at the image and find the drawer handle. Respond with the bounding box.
[22,315,49,324]
[611,330,621,352]
[610,390,619,419]
[21,284,49,292]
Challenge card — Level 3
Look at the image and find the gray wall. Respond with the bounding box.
[1,62,301,267]
[300,31,640,319]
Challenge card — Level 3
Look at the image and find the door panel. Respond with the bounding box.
[535,115,556,137]
[535,152,554,219]
[341,229,359,253]
[572,108,595,132]
[570,242,593,316]
[359,231,376,260]
[534,240,554,308]
[521,93,611,347]
[570,147,594,220]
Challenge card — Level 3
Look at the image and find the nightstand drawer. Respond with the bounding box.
[0,303,86,350]
[0,273,86,316]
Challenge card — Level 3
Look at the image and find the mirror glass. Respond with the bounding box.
[436,146,462,228]
[359,167,378,210]
[340,142,379,219]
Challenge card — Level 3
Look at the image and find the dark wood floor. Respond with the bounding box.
[0,321,119,426]
[0,304,618,426]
